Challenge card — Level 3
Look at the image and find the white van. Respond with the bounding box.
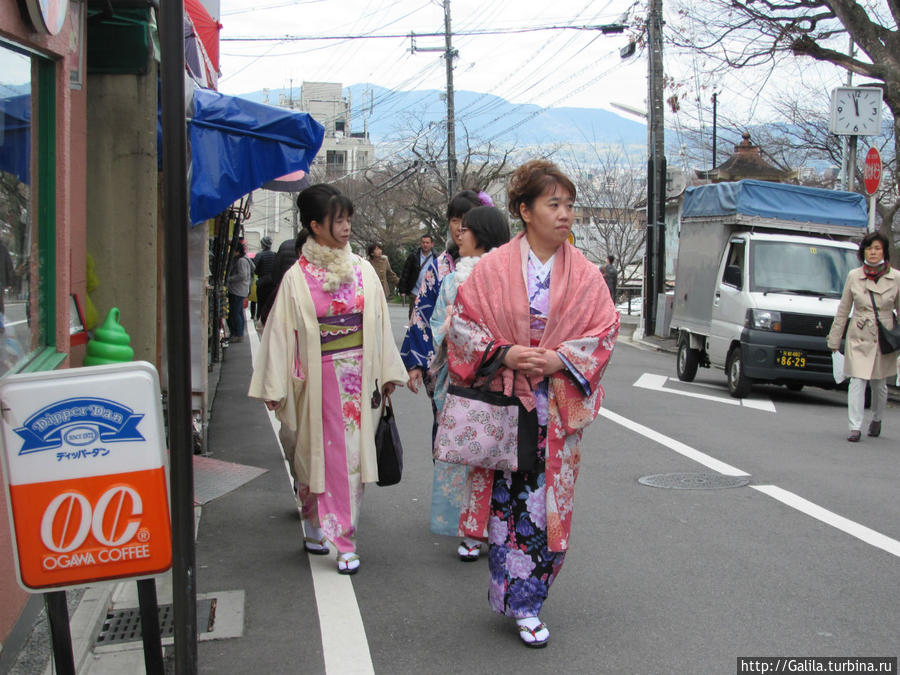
[670,181,867,397]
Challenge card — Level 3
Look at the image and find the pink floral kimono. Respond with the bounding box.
[447,233,619,618]
[249,253,407,554]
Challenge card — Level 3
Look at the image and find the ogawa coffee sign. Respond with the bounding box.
[0,362,171,591]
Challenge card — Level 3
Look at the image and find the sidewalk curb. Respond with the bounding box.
[40,583,116,675]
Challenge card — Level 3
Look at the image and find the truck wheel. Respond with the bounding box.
[676,341,700,382]
[726,347,752,398]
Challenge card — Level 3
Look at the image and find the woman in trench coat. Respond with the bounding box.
[827,231,900,442]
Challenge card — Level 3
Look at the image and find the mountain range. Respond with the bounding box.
[238,83,650,158]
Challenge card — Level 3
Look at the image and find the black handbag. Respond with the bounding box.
[868,290,900,354]
[375,393,403,486]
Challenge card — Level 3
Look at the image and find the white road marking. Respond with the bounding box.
[248,315,375,674]
[598,408,750,476]
[602,404,900,560]
[752,485,900,559]
[634,372,776,412]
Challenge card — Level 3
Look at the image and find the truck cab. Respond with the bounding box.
[671,181,867,397]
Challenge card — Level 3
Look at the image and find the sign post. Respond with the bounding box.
[863,146,883,233]
[0,362,172,670]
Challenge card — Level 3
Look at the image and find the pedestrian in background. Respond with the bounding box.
[226,240,252,342]
[258,238,300,325]
[827,231,900,442]
[602,254,618,303]
[428,205,510,562]
[398,235,435,319]
[254,235,276,324]
[446,160,619,648]
[249,184,406,575]
[367,243,399,299]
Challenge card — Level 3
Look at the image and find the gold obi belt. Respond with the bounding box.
[319,312,362,354]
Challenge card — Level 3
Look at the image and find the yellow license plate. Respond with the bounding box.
[776,349,806,368]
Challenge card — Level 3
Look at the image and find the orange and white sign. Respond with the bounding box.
[0,362,171,591]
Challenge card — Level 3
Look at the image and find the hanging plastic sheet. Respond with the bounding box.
[0,94,31,185]
[187,87,325,225]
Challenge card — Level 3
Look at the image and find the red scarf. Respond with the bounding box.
[864,261,889,281]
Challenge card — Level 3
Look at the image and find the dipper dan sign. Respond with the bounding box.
[0,362,171,591]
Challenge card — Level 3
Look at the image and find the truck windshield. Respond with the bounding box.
[750,241,858,298]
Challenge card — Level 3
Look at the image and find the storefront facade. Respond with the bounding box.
[0,0,87,657]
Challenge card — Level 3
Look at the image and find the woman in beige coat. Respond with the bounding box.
[827,232,900,442]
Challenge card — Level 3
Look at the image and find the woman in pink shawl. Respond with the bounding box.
[446,160,619,648]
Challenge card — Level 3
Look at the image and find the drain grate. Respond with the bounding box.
[638,472,750,490]
[96,598,215,646]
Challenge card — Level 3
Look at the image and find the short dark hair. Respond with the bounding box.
[607,255,615,264]
[858,231,891,264]
[420,234,433,242]
[367,243,381,257]
[462,206,510,253]
[447,190,482,221]
[507,160,576,224]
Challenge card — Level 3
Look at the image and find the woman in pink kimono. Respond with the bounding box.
[446,161,619,647]
[249,184,407,575]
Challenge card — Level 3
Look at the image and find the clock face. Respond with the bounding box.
[831,87,883,136]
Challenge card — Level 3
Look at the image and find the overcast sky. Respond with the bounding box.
[216,0,650,113]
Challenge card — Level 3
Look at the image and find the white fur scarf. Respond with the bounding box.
[301,238,355,292]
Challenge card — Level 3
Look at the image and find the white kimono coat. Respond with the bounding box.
[248,256,407,492]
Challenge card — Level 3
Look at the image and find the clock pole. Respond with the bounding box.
[847,135,857,192]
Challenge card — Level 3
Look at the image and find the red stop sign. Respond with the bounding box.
[864,147,882,195]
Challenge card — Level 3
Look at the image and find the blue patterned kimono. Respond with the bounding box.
[400,251,455,370]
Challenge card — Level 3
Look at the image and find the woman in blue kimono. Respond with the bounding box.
[400,191,484,382]
[427,205,510,562]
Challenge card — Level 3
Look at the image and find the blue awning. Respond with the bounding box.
[187,88,324,225]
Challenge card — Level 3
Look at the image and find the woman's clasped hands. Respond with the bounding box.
[503,345,564,378]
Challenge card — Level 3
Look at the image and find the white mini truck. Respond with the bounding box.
[670,180,868,398]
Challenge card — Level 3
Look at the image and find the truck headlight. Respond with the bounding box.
[746,309,782,331]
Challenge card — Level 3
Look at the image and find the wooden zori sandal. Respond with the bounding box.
[303,536,330,555]
[457,541,482,562]
[516,618,549,648]
[337,552,360,575]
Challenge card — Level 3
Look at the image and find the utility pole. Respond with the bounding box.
[443,0,458,197]
[711,91,718,168]
[410,0,458,197]
[644,0,666,336]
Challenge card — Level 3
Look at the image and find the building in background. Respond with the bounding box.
[243,81,375,249]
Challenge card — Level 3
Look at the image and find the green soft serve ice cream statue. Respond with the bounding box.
[83,308,134,365]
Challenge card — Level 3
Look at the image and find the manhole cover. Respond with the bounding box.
[638,472,750,490]
[96,598,215,646]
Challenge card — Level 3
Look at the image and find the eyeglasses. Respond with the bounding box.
[458,225,468,232]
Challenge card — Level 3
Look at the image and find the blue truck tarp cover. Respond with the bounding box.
[681,179,868,229]
[188,88,325,225]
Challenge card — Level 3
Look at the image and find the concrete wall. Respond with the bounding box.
[85,65,159,366]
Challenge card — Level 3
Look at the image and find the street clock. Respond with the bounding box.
[830,86,883,136]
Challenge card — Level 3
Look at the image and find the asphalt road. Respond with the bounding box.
[198,306,900,674]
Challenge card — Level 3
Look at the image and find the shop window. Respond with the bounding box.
[0,42,58,376]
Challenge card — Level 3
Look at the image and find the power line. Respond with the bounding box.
[221,22,628,42]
